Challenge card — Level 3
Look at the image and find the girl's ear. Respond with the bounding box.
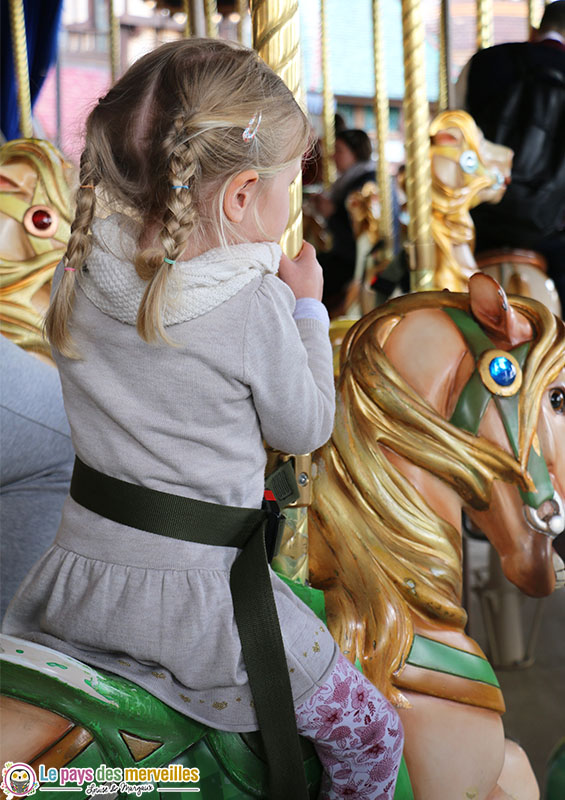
[223,169,260,223]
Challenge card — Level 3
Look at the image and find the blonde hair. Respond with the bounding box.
[46,38,311,355]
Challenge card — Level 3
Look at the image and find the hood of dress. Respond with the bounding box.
[77,213,282,325]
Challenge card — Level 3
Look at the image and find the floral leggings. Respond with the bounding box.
[295,653,404,800]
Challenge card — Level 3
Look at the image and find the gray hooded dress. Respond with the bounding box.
[2,215,339,732]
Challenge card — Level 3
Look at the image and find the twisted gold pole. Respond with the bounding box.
[401,0,435,290]
[8,0,33,138]
[109,0,120,83]
[205,0,219,38]
[438,0,449,111]
[372,0,393,259]
[252,0,307,584]
[182,0,193,37]
[320,0,336,189]
[528,0,541,31]
[252,0,303,258]
[476,0,494,50]
[237,0,248,44]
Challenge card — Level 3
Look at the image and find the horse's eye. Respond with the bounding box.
[23,205,59,238]
[550,388,565,413]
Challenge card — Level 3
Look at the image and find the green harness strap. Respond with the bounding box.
[444,307,554,509]
[70,456,309,800]
[406,634,499,687]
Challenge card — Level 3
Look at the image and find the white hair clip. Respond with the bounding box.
[242,112,262,143]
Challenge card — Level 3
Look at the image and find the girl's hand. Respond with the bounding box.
[278,242,324,301]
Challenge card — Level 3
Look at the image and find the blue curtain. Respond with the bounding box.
[1,0,64,140]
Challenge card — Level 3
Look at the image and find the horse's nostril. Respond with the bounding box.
[524,492,565,536]
[537,500,564,534]
[538,499,559,522]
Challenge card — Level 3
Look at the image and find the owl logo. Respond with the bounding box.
[1,763,38,798]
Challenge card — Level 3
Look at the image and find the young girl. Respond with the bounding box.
[3,39,403,799]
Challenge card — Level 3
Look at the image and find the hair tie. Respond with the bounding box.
[242,112,262,142]
[64,267,76,272]
[80,184,95,189]
[171,184,190,190]
[163,257,176,265]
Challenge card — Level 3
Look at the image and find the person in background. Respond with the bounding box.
[0,337,74,617]
[456,0,565,312]
[315,129,376,313]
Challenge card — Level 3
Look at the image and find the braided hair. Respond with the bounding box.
[47,38,311,353]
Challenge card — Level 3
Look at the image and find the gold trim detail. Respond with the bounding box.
[393,662,506,713]
[120,731,163,762]
[478,349,523,397]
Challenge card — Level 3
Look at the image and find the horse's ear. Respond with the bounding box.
[468,273,532,347]
[431,130,459,146]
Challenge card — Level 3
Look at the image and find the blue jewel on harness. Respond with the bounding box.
[488,356,517,387]
[477,348,522,397]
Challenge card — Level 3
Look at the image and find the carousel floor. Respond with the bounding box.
[466,538,565,793]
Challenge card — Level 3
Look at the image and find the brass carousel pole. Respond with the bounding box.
[182,0,193,38]
[528,0,541,31]
[438,0,452,111]
[476,0,494,50]
[372,0,393,260]
[191,0,206,37]
[251,0,303,257]
[237,0,248,44]
[251,0,309,584]
[320,0,336,189]
[108,0,121,83]
[204,0,219,38]
[401,0,435,290]
[8,0,33,138]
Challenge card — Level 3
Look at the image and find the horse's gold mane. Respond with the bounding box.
[309,292,564,706]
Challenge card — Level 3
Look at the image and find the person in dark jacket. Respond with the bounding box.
[315,129,376,312]
[457,0,565,312]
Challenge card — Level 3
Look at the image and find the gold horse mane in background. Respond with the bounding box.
[0,139,73,359]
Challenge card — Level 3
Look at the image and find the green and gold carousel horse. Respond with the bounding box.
[310,273,564,799]
[2,274,564,799]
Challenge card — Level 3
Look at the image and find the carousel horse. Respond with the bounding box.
[429,110,512,293]
[342,180,384,317]
[2,274,563,799]
[308,273,565,799]
[351,111,511,316]
[429,111,561,316]
[0,138,73,362]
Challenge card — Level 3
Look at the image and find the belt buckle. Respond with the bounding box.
[263,490,285,563]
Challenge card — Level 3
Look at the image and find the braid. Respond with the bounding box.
[135,115,199,343]
[45,148,98,357]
